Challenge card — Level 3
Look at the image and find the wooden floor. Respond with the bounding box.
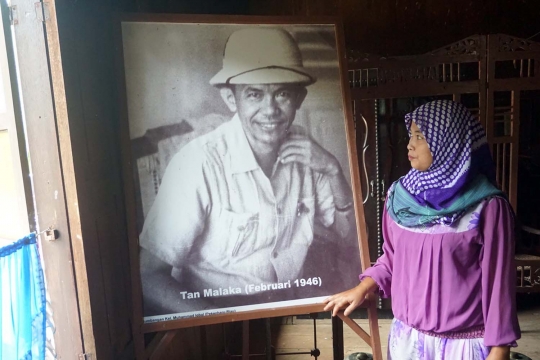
[274,317,389,359]
[273,308,540,360]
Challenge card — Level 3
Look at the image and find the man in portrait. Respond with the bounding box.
[139,27,357,316]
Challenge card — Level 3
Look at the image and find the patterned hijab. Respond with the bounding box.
[387,100,503,227]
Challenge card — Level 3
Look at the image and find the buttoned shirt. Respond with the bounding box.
[140,114,341,293]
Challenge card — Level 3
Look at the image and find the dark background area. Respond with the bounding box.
[128,0,540,56]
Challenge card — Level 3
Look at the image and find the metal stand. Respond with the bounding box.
[275,313,321,358]
[221,313,322,360]
[332,315,344,360]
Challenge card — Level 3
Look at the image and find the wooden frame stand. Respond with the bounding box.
[142,301,382,360]
[115,14,383,360]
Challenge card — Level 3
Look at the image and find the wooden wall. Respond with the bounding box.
[51,0,540,359]
[52,0,134,358]
[248,0,540,56]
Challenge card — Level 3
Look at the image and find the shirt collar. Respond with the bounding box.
[228,114,260,174]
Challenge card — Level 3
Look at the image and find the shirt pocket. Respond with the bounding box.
[219,209,259,257]
[288,198,316,246]
[298,198,316,226]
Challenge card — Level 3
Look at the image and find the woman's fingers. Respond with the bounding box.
[344,298,363,317]
[325,298,348,317]
[332,302,344,317]
[323,286,367,317]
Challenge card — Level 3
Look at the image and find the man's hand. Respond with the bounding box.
[278,133,341,176]
[486,346,510,360]
[279,131,354,238]
[323,278,377,317]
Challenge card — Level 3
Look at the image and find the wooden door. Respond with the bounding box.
[4,0,85,357]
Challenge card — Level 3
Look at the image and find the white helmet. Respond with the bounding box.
[210,28,316,86]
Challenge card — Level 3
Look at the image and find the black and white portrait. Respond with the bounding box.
[121,20,362,323]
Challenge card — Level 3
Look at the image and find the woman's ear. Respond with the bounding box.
[219,87,237,113]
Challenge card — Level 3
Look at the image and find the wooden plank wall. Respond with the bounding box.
[248,0,540,56]
[50,0,540,359]
[52,0,136,358]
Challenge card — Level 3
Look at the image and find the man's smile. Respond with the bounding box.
[254,121,287,131]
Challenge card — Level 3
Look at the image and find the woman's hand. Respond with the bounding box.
[323,277,378,317]
[486,346,510,360]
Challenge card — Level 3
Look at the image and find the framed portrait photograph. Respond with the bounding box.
[118,14,367,330]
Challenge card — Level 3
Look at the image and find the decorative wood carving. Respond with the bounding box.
[496,34,540,53]
[425,36,482,56]
[347,37,485,96]
[346,49,381,63]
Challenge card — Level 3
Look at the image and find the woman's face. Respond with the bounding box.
[407,121,433,171]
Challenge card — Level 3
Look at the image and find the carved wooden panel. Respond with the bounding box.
[354,99,379,262]
[515,254,540,293]
[497,34,540,53]
[348,34,540,298]
[348,36,487,277]
[346,35,485,100]
[426,37,482,56]
[486,34,540,210]
[349,33,540,212]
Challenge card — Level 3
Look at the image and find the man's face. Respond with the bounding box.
[220,84,307,150]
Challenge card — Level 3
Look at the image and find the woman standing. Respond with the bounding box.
[324,100,520,359]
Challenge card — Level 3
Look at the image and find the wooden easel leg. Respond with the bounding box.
[367,302,383,360]
[331,316,344,360]
[147,330,179,360]
[143,332,165,360]
[135,329,147,360]
[336,298,383,359]
[242,320,250,360]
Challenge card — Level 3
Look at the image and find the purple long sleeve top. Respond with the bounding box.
[360,197,521,347]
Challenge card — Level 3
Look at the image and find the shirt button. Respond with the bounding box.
[273,252,278,258]
[238,225,245,231]
[276,207,282,214]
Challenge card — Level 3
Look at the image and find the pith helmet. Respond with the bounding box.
[209,28,316,86]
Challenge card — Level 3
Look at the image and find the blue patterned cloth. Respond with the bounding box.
[387,174,503,227]
[0,233,46,360]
